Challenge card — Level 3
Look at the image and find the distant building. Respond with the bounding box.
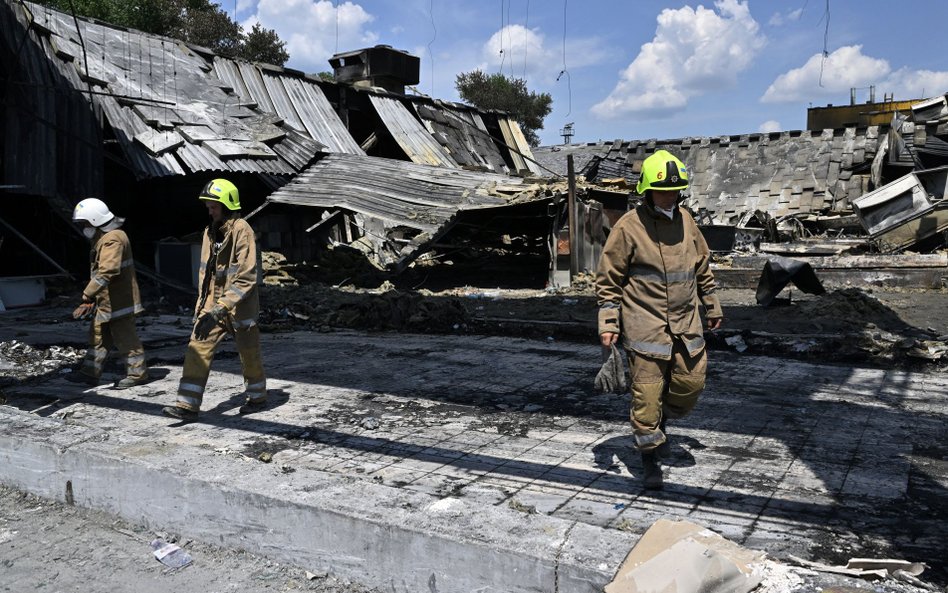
[807,87,922,131]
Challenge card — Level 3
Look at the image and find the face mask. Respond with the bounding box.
[83,227,96,239]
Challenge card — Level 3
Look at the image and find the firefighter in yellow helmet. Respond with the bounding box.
[69,198,150,389]
[595,150,723,490]
[162,179,267,422]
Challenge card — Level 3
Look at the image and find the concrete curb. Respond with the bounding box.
[0,407,636,592]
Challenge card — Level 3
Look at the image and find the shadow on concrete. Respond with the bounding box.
[2,300,947,584]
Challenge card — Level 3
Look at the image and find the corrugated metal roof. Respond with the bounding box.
[369,95,459,168]
[268,153,524,229]
[495,116,543,175]
[1,1,103,199]
[412,101,510,173]
[211,58,363,155]
[281,77,365,154]
[15,2,317,180]
[99,95,185,178]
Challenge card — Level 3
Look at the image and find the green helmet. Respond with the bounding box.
[199,178,241,211]
[636,150,689,194]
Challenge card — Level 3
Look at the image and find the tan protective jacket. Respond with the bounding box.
[83,229,143,322]
[596,201,722,360]
[197,217,259,328]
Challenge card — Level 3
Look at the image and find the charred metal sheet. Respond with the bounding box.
[265,153,554,269]
[175,141,228,173]
[496,115,543,175]
[0,1,102,199]
[269,127,323,171]
[912,95,948,123]
[261,71,306,133]
[134,129,185,156]
[369,95,459,168]
[99,95,186,178]
[756,257,826,306]
[8,1,317,180]
[852,173,934,236]
[411,101,510,173]
[281,77,365,155]
[235,61,277,113]
[853,166,948,252]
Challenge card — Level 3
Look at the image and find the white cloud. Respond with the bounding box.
[246,0,378,73]
[479,24,609,85]
[768,8,802,27]
[762,45,948,105]
[591,0,765,120]
[883,68,948,100]
[758,119,781,133]
[762,46,888,102]
[236,0,257,14]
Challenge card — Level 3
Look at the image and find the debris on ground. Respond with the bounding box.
[151,538,193,569]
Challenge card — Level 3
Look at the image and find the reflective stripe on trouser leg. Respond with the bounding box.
[80,319,112,378]
[234,324,266,403]
[108,315,148,380]
[628,351,668,451]
[664,344,707,419]
[176,322,228,412]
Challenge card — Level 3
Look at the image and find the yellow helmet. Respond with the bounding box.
[199,178,241,211]
[636,150,689,194]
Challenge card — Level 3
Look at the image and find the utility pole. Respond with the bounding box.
[567,154,577,280]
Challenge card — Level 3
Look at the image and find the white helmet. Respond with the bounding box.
[72,198,114,228]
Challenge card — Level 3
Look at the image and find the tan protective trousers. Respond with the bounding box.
[628,338,707,451]
[79,316,148,380]
[174,320,266,412]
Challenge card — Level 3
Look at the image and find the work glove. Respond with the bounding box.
[594,344,627,394]
[193,305,227,340]
[72,301,95,320]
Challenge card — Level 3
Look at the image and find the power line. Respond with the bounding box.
[427,0,436,95]
[523,0,529,81]
[818,0,830,87]
[556,0,571,117]
[498,0,506,74]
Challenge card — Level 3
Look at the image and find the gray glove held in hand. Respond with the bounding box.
[194,305,226,340]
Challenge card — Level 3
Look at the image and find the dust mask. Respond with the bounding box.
[83,227,96,239]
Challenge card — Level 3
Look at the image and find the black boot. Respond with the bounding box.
[641,452,663,490]
[162,406,199,422]
[656,415,670,458]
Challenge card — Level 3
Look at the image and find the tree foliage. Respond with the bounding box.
[455,70,552,147]
[34,0,290,66]
[240,23,289,66]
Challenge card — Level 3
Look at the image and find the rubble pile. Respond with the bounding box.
[0,341,82,387]
[259,285,469,334]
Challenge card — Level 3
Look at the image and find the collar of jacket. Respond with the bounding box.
[207,217,237,237]
[639,195,680,221]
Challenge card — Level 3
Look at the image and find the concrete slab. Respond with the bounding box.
[1,320,946,590]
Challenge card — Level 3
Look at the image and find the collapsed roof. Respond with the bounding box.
[259,153,564,272]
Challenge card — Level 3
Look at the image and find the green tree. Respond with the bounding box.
[240,23,289,66]
[180,4,243,58]
[455,70,552,147]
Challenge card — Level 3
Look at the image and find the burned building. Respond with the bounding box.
[0,0,563,294]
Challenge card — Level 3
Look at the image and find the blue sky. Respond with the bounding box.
[230,0,948,146]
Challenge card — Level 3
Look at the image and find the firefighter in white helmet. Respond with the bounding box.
[595,150,723,490]
[69,198,149,388]
[162,178,267,422]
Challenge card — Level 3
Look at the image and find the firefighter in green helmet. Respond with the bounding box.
[595,150,723,490]
[163,179,267,422]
